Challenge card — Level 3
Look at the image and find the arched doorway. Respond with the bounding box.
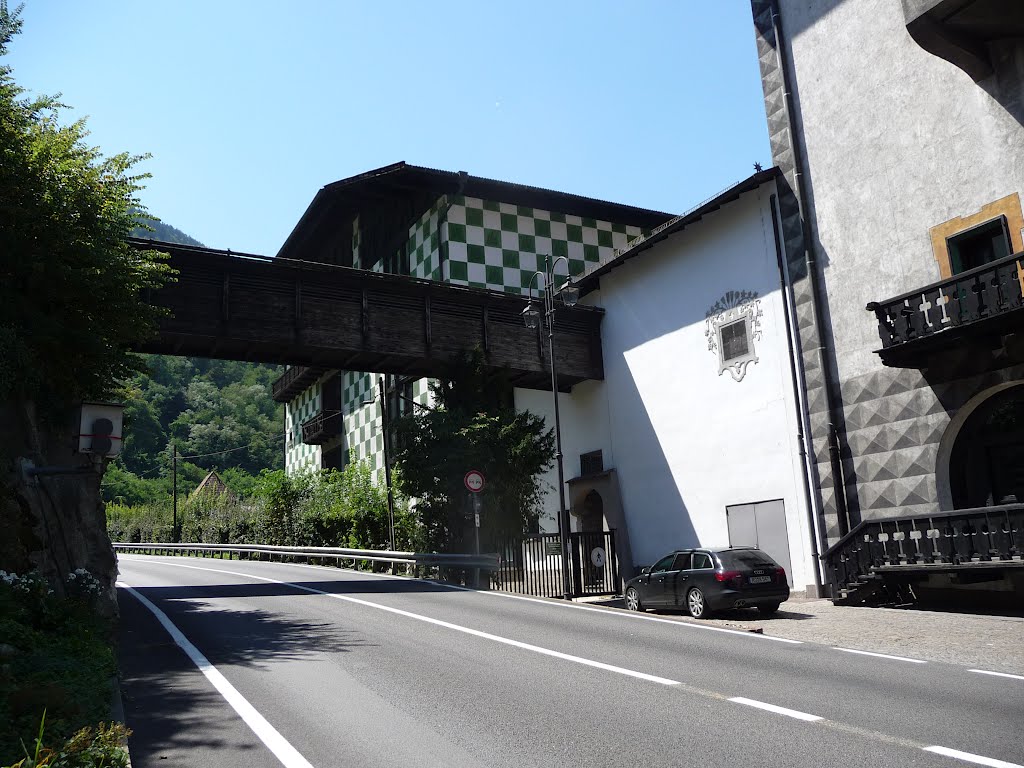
[948,384,1024,508]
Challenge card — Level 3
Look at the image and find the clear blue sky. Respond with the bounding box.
[8,1,770,256]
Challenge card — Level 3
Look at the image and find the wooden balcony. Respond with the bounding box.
[301,410,343,445]
[867,250,1024,367]
[272,366,327,403]
[132,239,605,392]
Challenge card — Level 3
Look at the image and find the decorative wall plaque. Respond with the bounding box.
[705,290,762,382]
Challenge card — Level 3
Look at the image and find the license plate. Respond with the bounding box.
[748,575,771,584]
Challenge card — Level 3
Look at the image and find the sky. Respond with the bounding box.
[8,1,771,257]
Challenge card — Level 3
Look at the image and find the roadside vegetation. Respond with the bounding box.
[0,571,128,767]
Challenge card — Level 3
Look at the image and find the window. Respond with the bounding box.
[719,319,750,362]
[650,554,676,573]
[691,552,714,570]
[580,449,604,476]
[672,553,691,571]
[946,216,1012,274]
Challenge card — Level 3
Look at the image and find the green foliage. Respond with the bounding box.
[0,570,119,765]
[5,718,130,768]
[393,350,554,552]
[105,463,410,551]
[0,3,172,412]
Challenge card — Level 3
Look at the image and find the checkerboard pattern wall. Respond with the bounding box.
[444,196,644,293]
[284,194,648,477]
[409,197,444,280]
[285,382,322,474]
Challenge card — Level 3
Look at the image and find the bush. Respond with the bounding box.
[4,714,129,768]
[0,572,118,765]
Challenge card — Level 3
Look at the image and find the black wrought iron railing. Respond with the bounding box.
[823,504,1024,592]
[867,250,1024,350]
[300,409,343,445]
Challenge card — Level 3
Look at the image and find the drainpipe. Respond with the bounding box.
[769,0,852,542]
[771,193,825,593]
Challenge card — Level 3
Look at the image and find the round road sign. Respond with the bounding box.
[464,470,485,493]
[590,547,606,568]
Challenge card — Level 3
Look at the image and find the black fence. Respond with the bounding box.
[492,530,620,599]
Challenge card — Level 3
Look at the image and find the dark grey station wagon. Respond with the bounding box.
[623,546,789,619]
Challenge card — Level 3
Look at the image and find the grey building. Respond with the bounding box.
[748,0,1024,602]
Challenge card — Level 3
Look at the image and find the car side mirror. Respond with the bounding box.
[641,566,651,575]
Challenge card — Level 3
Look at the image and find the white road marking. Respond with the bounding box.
[728,696,822,722]
[968,669,1024,681]
[231,556,804,644]
[833,647,927,664]
[117,581,315,768]
[923,745,1024,768]
[121,561,682,687]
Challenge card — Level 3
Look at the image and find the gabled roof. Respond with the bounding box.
[277,161,673,260]
[577,167,780,293]
[189,470,236,502]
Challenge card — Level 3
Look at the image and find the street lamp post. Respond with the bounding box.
[522,256,579,601]
[375,376,396,552]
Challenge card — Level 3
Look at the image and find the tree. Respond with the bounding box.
[0,2,172,604]
[393,351,554,553]
[0,7,171,409]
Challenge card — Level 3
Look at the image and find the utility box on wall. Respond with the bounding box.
[75,402,124,457]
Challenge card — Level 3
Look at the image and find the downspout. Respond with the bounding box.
[769,0,852,541]
[771,192,824,593]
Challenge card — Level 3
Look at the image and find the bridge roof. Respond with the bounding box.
[277,162,674,262]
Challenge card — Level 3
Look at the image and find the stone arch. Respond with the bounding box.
[936,381,1024,509]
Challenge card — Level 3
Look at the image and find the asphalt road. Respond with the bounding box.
[116,555,1024,768]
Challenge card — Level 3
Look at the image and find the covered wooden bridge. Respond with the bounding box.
[132,238,606,398]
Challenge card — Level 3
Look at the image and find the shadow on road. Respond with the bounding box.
[117,583,371,765]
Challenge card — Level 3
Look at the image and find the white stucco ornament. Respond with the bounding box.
[705,290,763,382]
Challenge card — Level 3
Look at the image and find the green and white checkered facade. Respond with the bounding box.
[284,378,323,474]
[284,194,644,476]
[443,196,644,292]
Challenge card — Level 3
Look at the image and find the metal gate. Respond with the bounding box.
[492,530,619,598]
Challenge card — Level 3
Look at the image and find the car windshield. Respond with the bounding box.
[719,550,777,569]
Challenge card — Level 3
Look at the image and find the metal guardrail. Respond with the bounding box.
[822,504,1024,600]
[114,542,500,571]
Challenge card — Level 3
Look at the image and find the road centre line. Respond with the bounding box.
[968,669,1024,681]
[117,581,315,768]
[122,558,1024,768]
[231,556,804,644]
[728,696,822,722]
[923,746,1024,768]
[833,647,927,664]
[121,561,681,687]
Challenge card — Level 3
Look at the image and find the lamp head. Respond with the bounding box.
[522,303,540,329]
[559,278,579,307]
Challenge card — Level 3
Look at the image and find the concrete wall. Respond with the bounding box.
[518,185,819,590]
[769,0,1024,523]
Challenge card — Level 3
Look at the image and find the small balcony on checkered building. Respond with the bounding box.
[301,410,343,445]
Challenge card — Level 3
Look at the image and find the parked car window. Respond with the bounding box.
[719,550,777,568]
[650,554,676,573]
[672,553,691,571]
[692,552,713,569]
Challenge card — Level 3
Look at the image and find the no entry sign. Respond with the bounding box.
[464,469,485,493]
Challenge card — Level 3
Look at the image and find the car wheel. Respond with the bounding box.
[758,602,781,616]
[624,586,643,612]
[686,587,710,619]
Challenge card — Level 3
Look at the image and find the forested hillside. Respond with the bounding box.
[103,222,284,506]
[132,214,204,246]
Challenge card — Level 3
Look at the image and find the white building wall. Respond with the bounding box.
[519,184,818,590]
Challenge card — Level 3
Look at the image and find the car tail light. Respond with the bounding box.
[775,566,786,581]
[715,570,744,588]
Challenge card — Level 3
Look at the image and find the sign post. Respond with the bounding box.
[464,470,485,588]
